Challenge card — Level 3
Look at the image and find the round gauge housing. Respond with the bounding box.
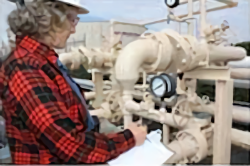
[150,74,177,99]
[160,73,176,98]
[165,0,179,8]
[149,76,167,98]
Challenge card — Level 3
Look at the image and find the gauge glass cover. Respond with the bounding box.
[167,0,176,6]
[151,77,166,97]
[160,74,172,93]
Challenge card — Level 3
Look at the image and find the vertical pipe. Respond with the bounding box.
[200,0,207,42]
[249,0,250,36]
[213,80,233,164]
[122,91,134,129]
[143,71,146,87]
[187,0,194,35]
[163,124,170,145]
[110,19,115,46]
[160,107,170,145]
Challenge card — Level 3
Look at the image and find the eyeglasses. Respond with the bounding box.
[71,17,80,26]
[72,17,80,26]
[67,15,80,26]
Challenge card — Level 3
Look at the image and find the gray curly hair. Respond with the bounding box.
[8,0,75,38]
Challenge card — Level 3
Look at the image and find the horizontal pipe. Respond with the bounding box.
[84,91,110,100]
[179,0,237,5]
[89,102,112,119]
[231,127,250,150]
[231,68,250,80]
[166,135,198,163]
[133,90,250,123]
[198,79,250,89]
[192,103,250,123]
[125,101,250,150]
[211,124,250,150]
[178,1,238,18]
[228,57,250,68]
[179,0,199,5]
[87,91,250,123]
[209,45,246,63]
[125,100,209,129]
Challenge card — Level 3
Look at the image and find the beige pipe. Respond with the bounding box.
[199,0,207,42]
[89,108,107,117]
[211,124,250,150]
[187,0,194,35]
[163,124,170,145]
[192,103,250,123]
[231,127,250,150]
[88,101,249,163]
[209,45,246,62]
[89,102,111,119]
[134,91,250,124]
[87,91,250,123]
[84,92,96,100]
[228,57,250,68]
[125,102,208,164]
[125,101,250,149]
[122,93,134,128]
[125,100,204,129]
[166,135,198,163]
[232,105,250,123]
[231,68,250,80]
[115,39,159,127]
[84,91,110,100]
[115,39,159,91]
[58,52,79,66]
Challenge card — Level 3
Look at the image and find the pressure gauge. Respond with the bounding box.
[150,73,176,99]
[150,76,167,98]
[165,0,179,8]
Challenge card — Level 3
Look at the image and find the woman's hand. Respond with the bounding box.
[127,123,147,146]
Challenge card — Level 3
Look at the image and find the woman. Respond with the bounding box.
[0,0,147,164]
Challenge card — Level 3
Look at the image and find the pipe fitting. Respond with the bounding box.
[176,128,209,163]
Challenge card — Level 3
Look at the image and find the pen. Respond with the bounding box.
[146,137,152,143]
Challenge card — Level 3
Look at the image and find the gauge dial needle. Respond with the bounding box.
[154,84,163,90]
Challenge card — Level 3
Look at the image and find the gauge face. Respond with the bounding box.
[160,73,177,98]
[166,0,176,6]
[160,74,171,93]
[165,0,179,8]
[150,77,166,98]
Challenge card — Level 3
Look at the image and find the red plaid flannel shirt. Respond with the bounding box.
[0,36,135,164]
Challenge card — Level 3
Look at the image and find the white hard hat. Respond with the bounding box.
[7,0,89,14]
[57,0,89,14]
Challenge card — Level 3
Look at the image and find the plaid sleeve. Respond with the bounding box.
[8,64,135,164]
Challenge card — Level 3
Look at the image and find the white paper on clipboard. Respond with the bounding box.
[107,129,174,166]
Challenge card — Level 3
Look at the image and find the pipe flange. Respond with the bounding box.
[175,132,192,164]
[140,32,173,72]
[176,128,208,163]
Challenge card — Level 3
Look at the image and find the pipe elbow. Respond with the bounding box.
[115,39,158,89]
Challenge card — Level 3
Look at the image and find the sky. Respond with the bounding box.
[79,0,166,22]
[0,0,249,45]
